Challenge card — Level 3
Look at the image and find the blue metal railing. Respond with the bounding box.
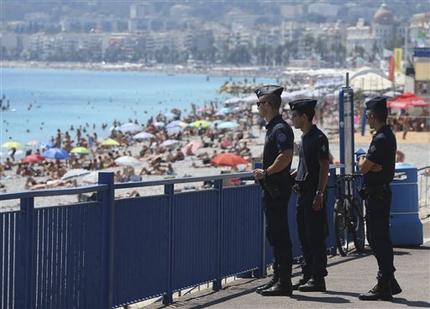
[0,170,337,309]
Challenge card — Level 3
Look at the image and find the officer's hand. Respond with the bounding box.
[370,164,382,172]
[253,169,265,180]
[313,194,323,211]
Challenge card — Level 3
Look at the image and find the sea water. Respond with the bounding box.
[1,68,272,147]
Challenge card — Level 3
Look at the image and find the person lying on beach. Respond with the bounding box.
[25,177,47,190]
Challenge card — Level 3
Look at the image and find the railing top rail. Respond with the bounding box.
[114,172,255,189]
[418,166,430,173]
[0,184,108,201]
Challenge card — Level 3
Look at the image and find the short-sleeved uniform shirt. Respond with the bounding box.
[295,125,329,187]
[364,125,396,186]
[263,115,294,180]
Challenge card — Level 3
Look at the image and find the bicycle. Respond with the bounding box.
[333,174,365,256]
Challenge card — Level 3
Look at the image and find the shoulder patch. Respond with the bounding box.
[369,145,376,153]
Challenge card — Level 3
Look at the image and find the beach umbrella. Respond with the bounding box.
[211,153,248,167]
[26,140,40,147]
[387,92,430,109]
[40,142,54,149]
[161,139,180,148]
[61,168,91,180]
[182,140,203,155]
[153,121,165,128]
[167,127,183,136]
[70,146,90,155]
[43,148,70,160]
[101,138,120,146]
[117,123,142,133]
[192,120,210,128]
[82,171,99,184]
[217,121,239,130]
[23,154,45,163]
[133,132,155,140]
[2,141,22,149]
[216,107,233,115]
[166,120,188,129]
[115,156,142,167]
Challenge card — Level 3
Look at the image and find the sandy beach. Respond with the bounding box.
[1,126,429,211]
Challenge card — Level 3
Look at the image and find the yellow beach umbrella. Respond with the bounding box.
[70,146,90,155]
[192,120,209,128]
[2,141,22,149]
[101,138,120,146]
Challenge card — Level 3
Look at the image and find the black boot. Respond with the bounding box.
[298,278,326,292]
[292,275,311,290]
[256,275,279,294]
[359,280,393,301]
[260,280,293,297]
[392,278,402,295]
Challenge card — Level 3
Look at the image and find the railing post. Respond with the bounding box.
[16,197,36,309]
[98,172,115,309]
[163,184,174,305]
[255,191,267,278]
[212,179,223,291]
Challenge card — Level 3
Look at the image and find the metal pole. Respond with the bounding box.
[98,172,115,309]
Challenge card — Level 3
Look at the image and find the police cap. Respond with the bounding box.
[288,98,317,112]
[365,96,387,113]
[255,85,284,98]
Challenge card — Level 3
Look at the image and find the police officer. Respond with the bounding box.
[252,85,295,296]
[289,99,329,292]
[358,96,402,301]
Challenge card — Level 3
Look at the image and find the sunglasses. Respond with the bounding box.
[257,101,268,107]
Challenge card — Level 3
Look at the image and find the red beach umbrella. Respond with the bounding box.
[23,154,45,163]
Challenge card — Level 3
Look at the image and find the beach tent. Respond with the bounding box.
[350,72,392,91]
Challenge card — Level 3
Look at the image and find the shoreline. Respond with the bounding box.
[2,60,285,78]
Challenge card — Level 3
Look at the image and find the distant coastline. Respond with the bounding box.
[2,60,282,78]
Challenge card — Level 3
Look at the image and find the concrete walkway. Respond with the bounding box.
[147,220,430,309]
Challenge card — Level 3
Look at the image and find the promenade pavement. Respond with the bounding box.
[147,220,430,309]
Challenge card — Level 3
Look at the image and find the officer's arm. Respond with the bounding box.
[266,149,293,175]
[359,157,376,175]
[317,158,329,192]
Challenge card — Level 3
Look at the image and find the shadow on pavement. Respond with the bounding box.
[291,294,350,304]
[392,298,430,307]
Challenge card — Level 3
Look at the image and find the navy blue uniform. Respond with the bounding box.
[295,125,329,280]
[263,115,294,282]
[364,125,397,281]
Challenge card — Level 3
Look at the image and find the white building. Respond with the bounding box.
[346,18,375,57]
[372,3,395,50]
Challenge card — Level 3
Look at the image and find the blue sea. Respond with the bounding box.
[1,68,273,146]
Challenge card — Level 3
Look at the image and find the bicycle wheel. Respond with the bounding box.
[350,198,365,252]
[334,199,348,256]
